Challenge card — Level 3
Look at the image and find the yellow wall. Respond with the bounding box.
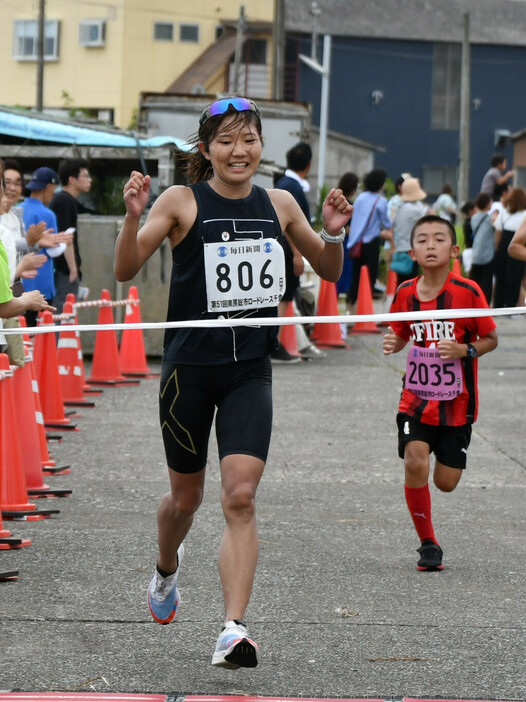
[1,0,274,128]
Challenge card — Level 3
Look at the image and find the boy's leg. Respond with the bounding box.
[397,414,443,570]
[433,423,471,493]
[433,461,463,493]
[403,440,438,544]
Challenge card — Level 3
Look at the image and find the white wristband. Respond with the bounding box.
[320,227,346,244]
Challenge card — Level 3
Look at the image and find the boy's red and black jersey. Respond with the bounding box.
[390,272,496,426]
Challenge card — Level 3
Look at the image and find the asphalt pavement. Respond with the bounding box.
[0,313,525,699]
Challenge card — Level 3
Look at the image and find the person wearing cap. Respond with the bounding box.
[20,166,71,326]
[391,177,428,285]
[115,96,352,669]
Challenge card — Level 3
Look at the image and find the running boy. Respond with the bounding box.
[383,215,498,571]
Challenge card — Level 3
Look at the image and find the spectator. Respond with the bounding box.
[469,192,495,304]
[432,183,457,223]
[20,167,71,326]
[0,160,55,351]
[492,187,526,308]
[336,171,359,297]
[391,177,427,285]
[272,142,310,363]
[49,158,92,313]
[345,168,393,312]
[459,200,475,249]
[387,175,405,222]
[480,153,515,198]
[1,159,60,258]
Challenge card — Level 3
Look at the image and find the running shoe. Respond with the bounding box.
[147,544,184,624]
[270,343,301,364]
[211,619,258,669]
[416,539,444,571]
[299,343,327,360]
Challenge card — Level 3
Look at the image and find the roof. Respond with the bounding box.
[284,0,526,46]
[0,106,189,150]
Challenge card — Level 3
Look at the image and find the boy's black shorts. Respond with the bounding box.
[396,412,472,469]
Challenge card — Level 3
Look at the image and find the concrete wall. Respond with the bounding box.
[77,215,169,357]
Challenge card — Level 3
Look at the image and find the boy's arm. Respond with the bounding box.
[437,329,498,359]
[383,325,408,355]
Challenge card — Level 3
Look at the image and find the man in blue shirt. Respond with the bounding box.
[20,167,66,325]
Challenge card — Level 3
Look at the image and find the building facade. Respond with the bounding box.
[283,0,526,200]
[1,0,274,128]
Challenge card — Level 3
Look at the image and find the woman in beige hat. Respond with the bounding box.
[391,177,428,284]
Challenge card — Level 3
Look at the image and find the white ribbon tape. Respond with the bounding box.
[2,306,523,336]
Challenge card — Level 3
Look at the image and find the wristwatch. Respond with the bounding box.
[466,343,478,359]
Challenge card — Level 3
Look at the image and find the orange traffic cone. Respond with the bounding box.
[88,290,139,386]
[349,265,381,334]
[311,279,347,348]
[11,353,69,499]
[279,301,301,357]
[119,286,154,376]
[33,311,78,431]
[18,318,71,476]
[0,504,30,549]
[0,354,56,520]
[452,257,463,277]
[64,293,101,396]
[57,301,95,407]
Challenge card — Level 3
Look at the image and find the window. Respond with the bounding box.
[179,23,199,43]
[154,22,174,41]
[431,43,461,130]
[79,19,106,47]
[13,19,60,60]
[241,38,267,65]
[422,165,458,198]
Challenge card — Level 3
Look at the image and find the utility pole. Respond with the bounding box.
[36,0,45,111]
[300,34,332,205]
[458,12,470,206]
[232,5,246,94]
[310,1,321,61]
[272,0,285,100]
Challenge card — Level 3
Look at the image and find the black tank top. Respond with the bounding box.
[163,181,284,364]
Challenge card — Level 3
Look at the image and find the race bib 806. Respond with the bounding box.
[204,238,285,312]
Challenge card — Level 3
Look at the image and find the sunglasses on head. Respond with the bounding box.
[199,97,260,126]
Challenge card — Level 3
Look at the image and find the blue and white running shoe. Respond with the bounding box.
[147,544,184,624]
[211,619,258,668]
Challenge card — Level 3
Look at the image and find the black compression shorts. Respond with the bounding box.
[159,357,273,474]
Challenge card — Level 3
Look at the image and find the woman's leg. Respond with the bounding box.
[218,454,265,622]
[156,467,205,574]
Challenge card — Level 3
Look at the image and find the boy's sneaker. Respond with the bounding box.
[211,619,258,669]
[416,539,444,571]
[147,544,184,624]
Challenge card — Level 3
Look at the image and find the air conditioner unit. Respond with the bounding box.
[79,19,106,47]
